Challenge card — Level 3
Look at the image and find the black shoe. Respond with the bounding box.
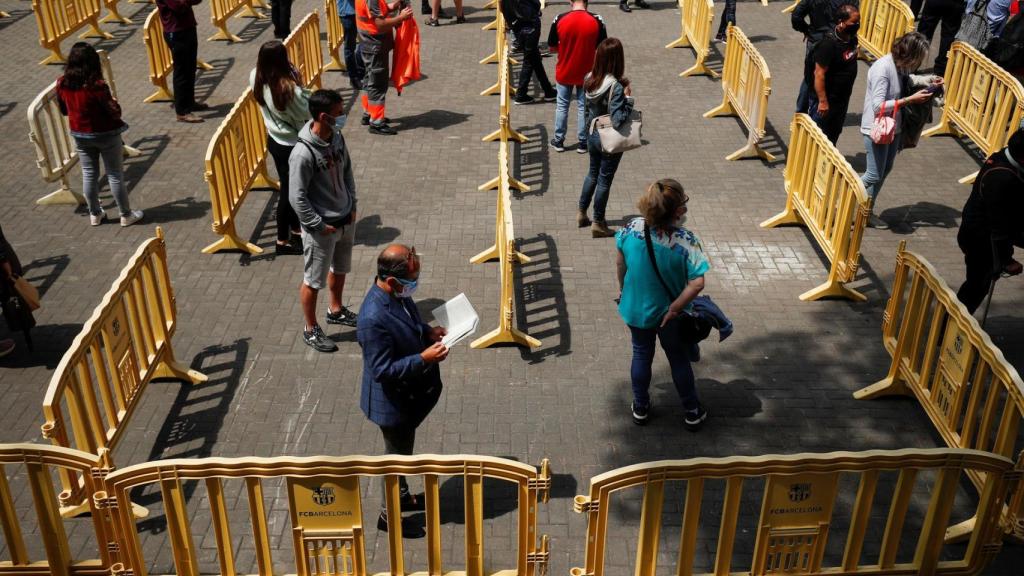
[576,141,588,154]
[543,92,557,102]
[369,123,398,135]
[275,241,302,255]
[362,114,392,126]
[303,325,338,353]
[377,512,427,538]
[511,43,524,53]
[513,96,535,105]
[455,15,466,23]
[619,2,632,12]
[635,0,650,7]
[401,492,426,511]
[326,305,359,327]
[683,405,708,431]
[549,138,565,152]
[631,402,650,425]
[425,17,440,26]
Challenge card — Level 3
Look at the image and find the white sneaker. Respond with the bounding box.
[120,210,144,227]
[90,213,107,226]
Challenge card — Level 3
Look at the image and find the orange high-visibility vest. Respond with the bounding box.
[355,0,389,34]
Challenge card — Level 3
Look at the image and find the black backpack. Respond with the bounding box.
[984,12,1024,69]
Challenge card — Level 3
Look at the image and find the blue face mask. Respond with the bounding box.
[333,113,348,131]
[395,277,419,299]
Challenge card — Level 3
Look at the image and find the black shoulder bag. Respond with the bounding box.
[642,222,710,342]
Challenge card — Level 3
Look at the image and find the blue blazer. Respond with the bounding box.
[357,283,442,428]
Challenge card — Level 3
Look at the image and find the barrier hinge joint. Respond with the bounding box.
[91,465,115,480]
[110,566,134,576]
[107,541,120,554]
[527,477,551,493]
[527,550,549,569]
[982,543,1003,555]
[573,497,598,513]
[94,494,119,510]
[1004,470,1023,482]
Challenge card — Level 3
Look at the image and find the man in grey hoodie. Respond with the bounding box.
[289,89,359,353]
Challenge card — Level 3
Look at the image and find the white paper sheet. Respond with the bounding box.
[431,293,479,347]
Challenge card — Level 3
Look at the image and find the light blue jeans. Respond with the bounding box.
[553,83,585,146]
[74,133,131,217]
[861,134,899,202]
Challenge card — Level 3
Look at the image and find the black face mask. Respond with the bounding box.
[845,23,860,36]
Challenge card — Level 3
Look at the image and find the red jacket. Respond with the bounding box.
[56,77,126,135]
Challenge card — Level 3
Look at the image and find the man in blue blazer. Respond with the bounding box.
[358,244,448,537]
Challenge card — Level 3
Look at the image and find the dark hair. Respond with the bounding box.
[308,89,344,121]
[584,37,627,93]
[254,41,299,111]
[61,42,103,90]
[638,179,688,230]
[1009,129,1024,163]
[377,245,418,280]
[835,3,858,24]
[891,31,929,72]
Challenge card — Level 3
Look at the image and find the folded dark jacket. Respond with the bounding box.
[691,295,733,342]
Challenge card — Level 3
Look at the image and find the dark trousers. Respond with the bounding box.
[957,229,997,314]
[716,0,737,38]
[917,0,965,76]
[514,23,554,99]
[271,0,293,38]
[911,0,924,17]
[165,27,199,116]
[808,90,851,145]
[379,424,416,510]
[267,138,300,243]
[341,15,363,90]
[579,131,624,222]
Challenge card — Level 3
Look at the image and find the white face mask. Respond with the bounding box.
[675,214,688,227]
[333,114,348,131]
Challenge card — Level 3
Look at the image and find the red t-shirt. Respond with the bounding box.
[547,10,607,86]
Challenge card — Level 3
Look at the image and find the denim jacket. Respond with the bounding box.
[584,74,634,133]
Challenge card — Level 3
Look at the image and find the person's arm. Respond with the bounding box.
[616,249,626,291]
[791,0,811,34]
[660,276,705,327]
[867,69,898,117]
[370,0,411,31]
[359,321,430,384]
[546,14,560,51]
[288,148,325,232]
[596,14,607,43]
[813,63,829,112]
[608,82,634,129]
[987,0,1013,35]
[341,139,357,216]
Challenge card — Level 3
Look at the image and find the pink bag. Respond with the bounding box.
[870,100,900,145]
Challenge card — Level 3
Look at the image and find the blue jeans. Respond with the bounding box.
[715,0,736,37]
[628,320,699,411]
[578,131,623,222]
[861,134,899,201]
[553,83,585,146]
[75,133,130,217]
[341,15,363,91]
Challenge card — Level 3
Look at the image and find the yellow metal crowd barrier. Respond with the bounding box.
[27,49,139,206]
[323,0,346,72]
[96,454,550,576]
[857,0,914,60]
[703,25,774,161]
[665,0,718,78]
[40,228,207,519]
[202,89,279,254]
[100,0,132,25]
[855,241,1024,543]
[781,0,800,13]
[142,9,213,103]
[761,113,869,302]
[285,11,324,90]
[208,0,266,42]
[0,444,116,576]
[573,449,1019,576]
[482,41,527,142]
[922,41,1024,184]
[32,0,112,65]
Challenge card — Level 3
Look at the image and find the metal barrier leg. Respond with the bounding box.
[480,51,499,65]
[78,20,115,40]
[197,58,214,71]
[238,3,268,18]
[123,144,142,158]
[759,207,802,229]
[36,176,86,206]
[39,44,67,66]
[782,0,799,12]
[666,32,691,49]
[151,348,209,385]
[680,57,720,79]
[100,6,133,25]
[202,223,265,255]
[725,138,776,162]
[471,325,541,349]
[482,17,498,31]
[209,24,243,42]
[144,80,175,103]
[799,268,867,302]
[325,49,347,72]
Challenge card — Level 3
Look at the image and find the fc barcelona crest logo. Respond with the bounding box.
[954,334,963,355]
[788,483,811,503]
[112,318,121,337]
[312,486,335,506]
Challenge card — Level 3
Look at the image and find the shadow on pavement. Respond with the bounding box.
[514,233,571,363]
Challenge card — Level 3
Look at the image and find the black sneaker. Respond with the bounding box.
[401,492,426,511]
[377,511,427,538]
[631,402,650,425]
[362,114,392,126]
[369,123,398,135]
[576,141,588,154]
[513,96,535,105]
[543,92,557,102]
[303,325,338,353]
[275,241,302,255]
[326,305,359,327]
[683,405,708,431]
[635,0,650,7]
[425,17,440,26]
[619,2,632,12]
[549,138,565,152]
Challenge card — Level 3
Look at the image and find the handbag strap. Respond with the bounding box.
[642,222,676,302]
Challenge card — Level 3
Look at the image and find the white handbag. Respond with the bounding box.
[589,83,642,154]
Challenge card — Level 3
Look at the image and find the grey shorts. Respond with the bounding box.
[302,222,356,290]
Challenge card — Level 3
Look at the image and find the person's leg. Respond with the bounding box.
[574,86,587,145]
[280,0,293,38]
[578,133,602,212]
[957,231,995,313]
[341,16,362,90]
[430,0,441,20]
[910,0,924,18]
[75,138,103,217]
[327,221,356,314]
[267,139,294,244]
[514,28,535,99]
[98,134,130,216]
[364,49,390,128]
[525,27,554,96]
[379,424,416,511]
[165,31,191,116]
[592,152,623,223]
[656,321,700,411]
[935,0,964,76]
[628,326,657,410]
[917,0,940,44]
[454,0,463,19]
[181,27,199,111]
[301,229,335,329]
[716,0,736,38]
[861,135,884,201]
[553,83,571,146]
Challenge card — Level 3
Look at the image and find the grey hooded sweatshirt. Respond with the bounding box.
[289,121,357,233]
[584,74,634,134]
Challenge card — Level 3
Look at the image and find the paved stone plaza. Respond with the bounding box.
[1,0,1023,573]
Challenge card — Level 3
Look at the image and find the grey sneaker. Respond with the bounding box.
[326,305,359,327]
[120,210,144,227]
[90,212,107,226]
[867,212,889,229]
[303,325,338,352]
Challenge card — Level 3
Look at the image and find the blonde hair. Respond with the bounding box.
[638,179,687,230]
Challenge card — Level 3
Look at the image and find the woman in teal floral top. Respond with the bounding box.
[615,179,709,429]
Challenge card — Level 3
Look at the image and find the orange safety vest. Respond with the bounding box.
[355,0,389,35]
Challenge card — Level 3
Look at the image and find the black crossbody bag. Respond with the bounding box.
[642,222,709,342]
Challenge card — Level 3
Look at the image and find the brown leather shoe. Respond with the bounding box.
[577,209,591,228]
[591,221,615,238]
[177,113,204,123]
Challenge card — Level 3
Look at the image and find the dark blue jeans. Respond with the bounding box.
[628,320,699,411]
[341,15,363,91]
[716,0,736,38]
[579,131,623,222]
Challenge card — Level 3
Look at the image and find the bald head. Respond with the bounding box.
[377,244,419,280]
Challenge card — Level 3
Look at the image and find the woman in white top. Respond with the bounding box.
[858,32,940,229]
[251,41,312,254]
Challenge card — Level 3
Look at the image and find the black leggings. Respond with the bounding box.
[267,138,300,243]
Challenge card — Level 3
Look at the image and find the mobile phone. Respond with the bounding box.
[925,84,944,96]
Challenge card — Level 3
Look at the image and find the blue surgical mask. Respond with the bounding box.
[395,277,419,299]
[333,114,348,130]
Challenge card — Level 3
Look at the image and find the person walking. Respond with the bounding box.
[503,0,556,104]
[615,179,709,429]
[714,0,737,43]
[290,90,359,352]
[618,0,649,13]
[358,244,448,537]
[425,0,463,25]
[791,0,853,112]
[356,0,413,135]
[56,43,143,228]
[859,32,938,229]
[156,0,208,123]
[337,0,365,91]
[547,0,606,153]
[251,41,310,255]
[271,0,293,38]
[956,128,1024,313]
[578,38,633,238]
[917,0,965,76]
[807,4,860,144]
